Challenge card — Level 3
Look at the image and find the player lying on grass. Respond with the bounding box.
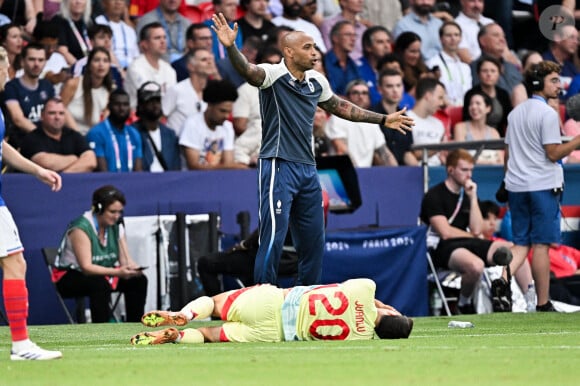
[130,278,413,345]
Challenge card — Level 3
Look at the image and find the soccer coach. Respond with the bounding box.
[504,60,580,311]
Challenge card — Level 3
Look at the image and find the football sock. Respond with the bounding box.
[179,329,205,344]
[180,296,214,320]
[457,294,472,307]
[3,279,30,343]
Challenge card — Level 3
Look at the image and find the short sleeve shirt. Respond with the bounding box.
[20,126,92,159]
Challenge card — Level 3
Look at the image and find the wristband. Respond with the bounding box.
[381,115,387,126]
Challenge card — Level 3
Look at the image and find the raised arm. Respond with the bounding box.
[211,13,265,87]
[318,95,414,135]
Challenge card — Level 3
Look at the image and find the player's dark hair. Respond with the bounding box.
[375,316,413,339]
[203,79,238,104]
[186,23,210,41]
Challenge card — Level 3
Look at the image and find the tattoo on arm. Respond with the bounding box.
[226,45,266,87]
[319,95,384,123]
[375,146,397,166]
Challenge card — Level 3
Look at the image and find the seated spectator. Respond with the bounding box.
[420,149,514,314]
[373,68,418,166]
[172,23,214,82]
[202,0,242,61]
[463,56,511,136]
[0,23,23,80]
[32,20,70,95]
[163,48,216,137]
[136,0,191,63]
[323,20,362,96]
[217,36,260,88]
[376,53,415,109]
[453,90,503,165]
[61,47,114,135]
[454,0,494,64]
[52,185,148,323]
[521,50,543,74]
[87,89,143,172]
[271,0,327,53]
[180,79,245,170]
[313,107,331,158]
[72,24,124,90]
[133,81,181,172]
[52,0,93,66]
[20,97,96,173]
[326,80,397,167]
[394,31,429,98]
[542,24,578,97]
[236,0,276,44]
[0,0,36,38]
[125,22,177,110]
[426,21,472,106]
[95,0,139,70]
[408,77,447,166]
[563,94,580,163]
[320,0,368,61]
[361,0,403,33]
[358,26,393,107]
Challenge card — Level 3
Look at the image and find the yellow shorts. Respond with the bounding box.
[220,284,285,343]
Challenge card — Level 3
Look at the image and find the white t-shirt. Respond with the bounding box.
[426,51,472,106]
[163,79,207,136]
[271,16,327,53]
[408,110,445,166]
[125,54,177,109]
[326,116,386,167]
[455,12,494,60]
[179,112,235,166]
[233,82,262,165]
[95,15,139,69]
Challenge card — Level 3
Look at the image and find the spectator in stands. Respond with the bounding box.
[0,23,23,81]
[358,26,393,107]
[133,81,181,172]
[61,47,114,135]
[326,80,397,167]
[136,0,191,63]
[312,45,325,75]
[272,0,327,52]
[320,0,368,61]
[373,69,418,166]
[453,90,503,164]
[125,22,177,110]
[87,89,143,172]
[180,79,245,170]
[408,77,447,166]
[521,50,543,74]
[95,0,140,70]
[471,23,526,106]
[563,93,580,163]
[233,46,283,166]
[420,149,514,314]
[296,0,340,27]
[53,0,93,66]
[323,20,362,96]
[20,97,96,172]
[264,24,294,53]
[394,31,429,98]
[32,20,70,95]
[204,0,243,60]
[171,24,214,82]
[237,0,276,44]
[361,0,403,33]
[72,24,124,90]
[217,35,261,88]
[542,24,579,96]
[163,48,217,136]
[53,185,148,323]
[3,43,56,149]
[393,0,446,61]
[427,21,472,106]
[455,0,494,64]
[0,0,35,38]
[376,53,416,109]
[463,55,511,136]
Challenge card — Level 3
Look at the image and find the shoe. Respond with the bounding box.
[10,343,62,361]
[131,328,179,345]
[457,302,476,315]
[536,301,557,312]
[491,278,512,312]
[141,311,188,327]
[493,246,513,266]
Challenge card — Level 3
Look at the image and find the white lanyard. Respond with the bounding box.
[105,119,133,172]
[68,19,92,57]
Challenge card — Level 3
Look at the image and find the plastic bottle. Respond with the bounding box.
[430,289,442,316]
[525,282,537,313]
[448,321,474,328]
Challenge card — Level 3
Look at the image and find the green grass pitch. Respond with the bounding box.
[1,313,580,385]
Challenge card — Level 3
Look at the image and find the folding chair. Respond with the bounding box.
[41,247,85,324]
[426,251,453,316]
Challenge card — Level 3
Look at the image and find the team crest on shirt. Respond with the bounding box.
[275,200,282,215]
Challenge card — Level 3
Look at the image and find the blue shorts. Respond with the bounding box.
[508,190,561,246]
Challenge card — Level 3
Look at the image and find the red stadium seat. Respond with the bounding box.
[182,5,204,23]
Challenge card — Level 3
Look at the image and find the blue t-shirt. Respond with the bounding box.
[257,60,333,165]
[323,50,361,96]
[86,119,143,172]
[357,57,381,106]
[4,78,55,125]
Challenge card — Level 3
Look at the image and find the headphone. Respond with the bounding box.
[528,64,544,92]
[92,186,123,215]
